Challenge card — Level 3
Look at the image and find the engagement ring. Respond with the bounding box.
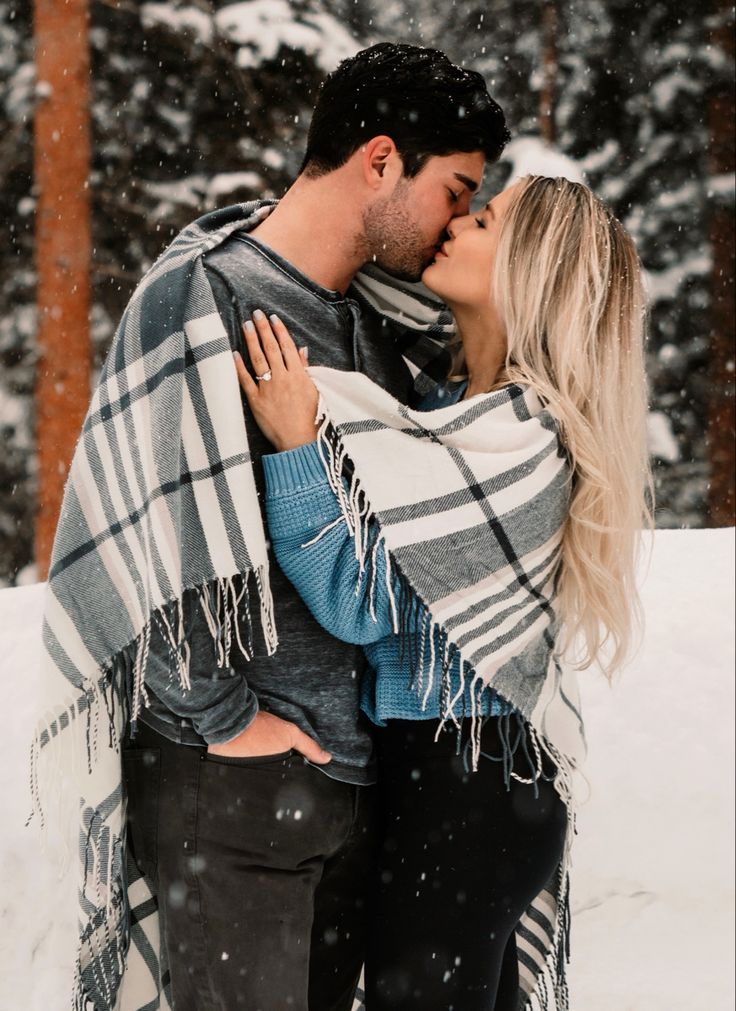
[256,370,272,382]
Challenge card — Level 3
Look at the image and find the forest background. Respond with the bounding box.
[0,0,734,585]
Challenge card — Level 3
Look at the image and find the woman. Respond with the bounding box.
[234,175,651,1009]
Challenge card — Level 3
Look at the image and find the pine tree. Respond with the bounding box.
[1,0,38,582]
[705,0,736,525]
[0,0,732,583]
[369,0,732,527]
[0,0,363,584]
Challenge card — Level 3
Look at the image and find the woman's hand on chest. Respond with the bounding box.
[235,310,319,452]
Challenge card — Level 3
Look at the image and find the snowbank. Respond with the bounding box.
[568,529,734,1010]
[0,529,733,1010]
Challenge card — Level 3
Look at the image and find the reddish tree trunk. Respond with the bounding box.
[706,0,736,526]
[33,0,92,577]
[539,0,558,144]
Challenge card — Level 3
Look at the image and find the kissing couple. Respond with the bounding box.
[36,40,650,1011]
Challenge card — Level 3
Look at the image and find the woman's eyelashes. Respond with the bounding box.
[475,216,487,228]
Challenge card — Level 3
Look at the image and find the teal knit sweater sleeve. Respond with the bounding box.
[263,441,397,645]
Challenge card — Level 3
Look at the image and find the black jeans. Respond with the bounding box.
[365,718,568,1011]
[123,721,377,1011]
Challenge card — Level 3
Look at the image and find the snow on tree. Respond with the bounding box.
[0,0,361,584]
[364,0,735,528]
[1,0,36,584]
[0,0,732,584]
[705,0,735,526]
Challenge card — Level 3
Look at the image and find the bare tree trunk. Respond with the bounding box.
[539,0,558,144]
[33,0,92,577]
[706,0,735,526]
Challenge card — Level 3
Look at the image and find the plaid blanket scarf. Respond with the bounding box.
[310,370,584,1009]
[31,201,585,1011]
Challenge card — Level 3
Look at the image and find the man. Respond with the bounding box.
[123,42,508,1011]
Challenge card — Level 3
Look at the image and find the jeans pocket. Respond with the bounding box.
[122,747,161,882]
[203,749,293,767]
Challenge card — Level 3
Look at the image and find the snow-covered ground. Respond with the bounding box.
[0,529,733,1010]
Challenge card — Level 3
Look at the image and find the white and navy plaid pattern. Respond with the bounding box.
[312,371,570,711]
[33,202,582,1010]
[33,201,279,1011]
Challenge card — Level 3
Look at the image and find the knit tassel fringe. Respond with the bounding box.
[520,867,572,1011]
[314,408,576,774]
[29,564,275,1011]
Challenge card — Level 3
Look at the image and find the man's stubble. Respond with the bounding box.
[361,178,432,282]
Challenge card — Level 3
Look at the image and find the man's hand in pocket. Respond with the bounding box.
[207,711,332,764]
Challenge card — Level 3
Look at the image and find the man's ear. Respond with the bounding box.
[360,135,402,190]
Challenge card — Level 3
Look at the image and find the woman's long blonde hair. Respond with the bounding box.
[493,175,653,679]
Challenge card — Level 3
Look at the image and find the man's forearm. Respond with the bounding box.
[144,658,260,744]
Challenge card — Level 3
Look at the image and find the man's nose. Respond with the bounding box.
[451,191,473,217]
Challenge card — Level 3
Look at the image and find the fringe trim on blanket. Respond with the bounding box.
[30,564,276,1011]
[313,408,575,772]
[521,866,572,1011]
[314,405,577,1010]
[31,566,274,798]
[75,820,129,1011]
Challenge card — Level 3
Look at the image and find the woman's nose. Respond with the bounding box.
[447,214,474,237]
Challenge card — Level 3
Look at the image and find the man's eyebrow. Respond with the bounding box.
[453,172,480,193]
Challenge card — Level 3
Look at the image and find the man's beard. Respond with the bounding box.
[362,183,432,282]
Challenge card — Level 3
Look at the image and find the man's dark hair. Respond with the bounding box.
[300,43,510,178]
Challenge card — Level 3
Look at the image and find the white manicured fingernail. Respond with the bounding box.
[253,309,265,321]
[269,313,281,326]
[244,320,255,332]
[301,346,309,361]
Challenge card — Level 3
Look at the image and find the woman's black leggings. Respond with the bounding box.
[364,716,568,1011]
